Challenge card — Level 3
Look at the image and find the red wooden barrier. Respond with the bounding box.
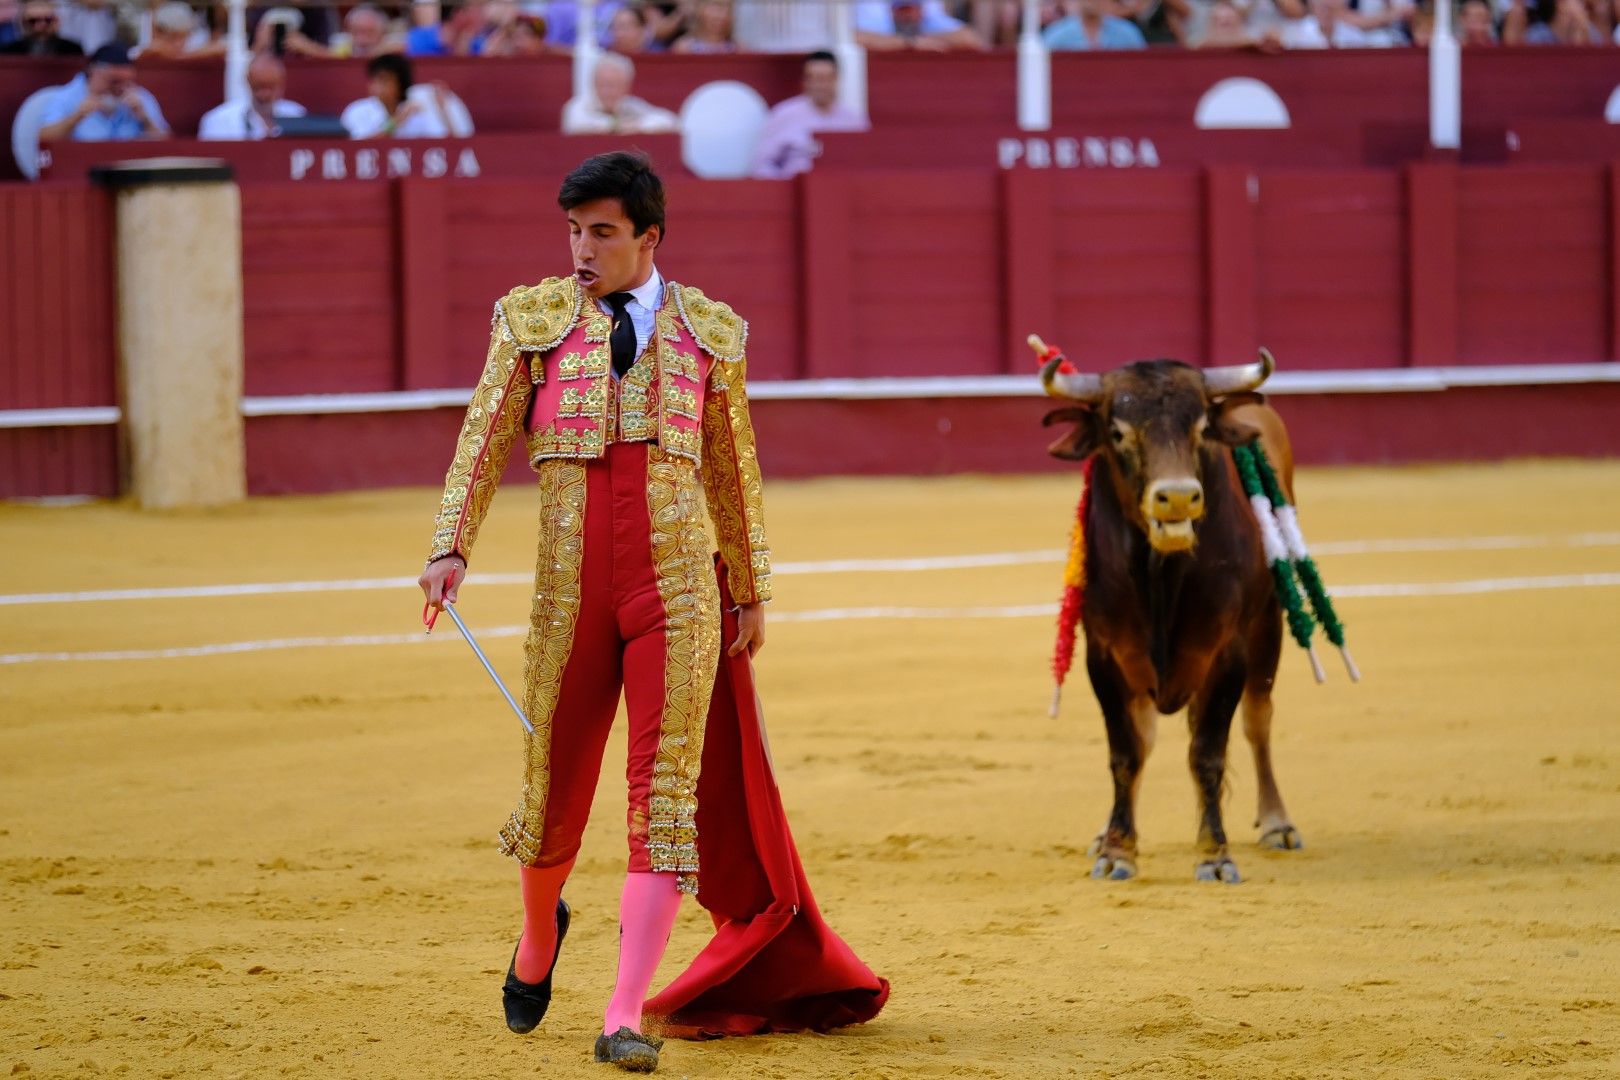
[1456,166,1608,365]
[0,184,118,498]
[240,183,398,394]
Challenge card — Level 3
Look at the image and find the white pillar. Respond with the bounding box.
[573,0,600,104]
[1017,0,1051,132]
[831,0,868,123]
[95,160,245,510]
[224,0,248,104]
[1429,0,1460,149]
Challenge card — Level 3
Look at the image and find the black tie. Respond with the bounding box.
[605,292,636,377]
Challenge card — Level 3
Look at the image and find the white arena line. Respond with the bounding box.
[2,531,1618,610]
[3,572,1618,666]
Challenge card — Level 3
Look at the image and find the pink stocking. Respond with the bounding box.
[514,858,574,983]
[602,871,682,1034]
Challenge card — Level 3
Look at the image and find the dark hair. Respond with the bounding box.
[89,43,133,66]
[804,49,838,69]
[365,53,413,94]
[557,152,666,242]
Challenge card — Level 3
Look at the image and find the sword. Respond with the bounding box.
[424,579,534,735]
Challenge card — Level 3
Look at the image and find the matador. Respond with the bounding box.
[419,153,771,1072]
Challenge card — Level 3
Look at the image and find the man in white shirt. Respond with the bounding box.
[1281,0,1377,44]
[197,55,307,140]
[561,52,678,134]
[752,50,867,180]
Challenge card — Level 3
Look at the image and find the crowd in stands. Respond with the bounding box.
[5,0,1618,176]
[5,0,1618,61]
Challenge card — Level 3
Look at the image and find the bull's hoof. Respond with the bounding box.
[1194,858,1242,884]
[1091,855,1138,881]
[1258,826,1304,851]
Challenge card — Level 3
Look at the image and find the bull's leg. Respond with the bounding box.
[1242,607,1302,850]
[1242,693,1302,850]
[1085,650,1154,881]
[1188,658,1245,884]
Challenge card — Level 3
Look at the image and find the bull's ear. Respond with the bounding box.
[1207,392,1266,445]
[1042,406,1102,461]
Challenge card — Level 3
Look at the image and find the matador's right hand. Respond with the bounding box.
[419,556,466,611]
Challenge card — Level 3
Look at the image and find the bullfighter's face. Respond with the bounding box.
[568,197,660,300]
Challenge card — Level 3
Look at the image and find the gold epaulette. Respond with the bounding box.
[672,283,748,364]
[499,276,584,352]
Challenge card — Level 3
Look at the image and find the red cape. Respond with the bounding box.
[645,561,891,1039]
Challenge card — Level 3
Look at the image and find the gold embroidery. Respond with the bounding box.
[645,452,721,894]
[557,379,607,420]
[497,462,588,866]
[672,283,747,364]
[502,277,583,354]
[558,352,583,380]
[528,422,606,462]
[699,355,772,604]
[427,304,534,564]
[663,426,701,463]
[660,382,699,421]
[618,348,658,443]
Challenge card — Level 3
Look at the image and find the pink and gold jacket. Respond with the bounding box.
[426,275,772,605]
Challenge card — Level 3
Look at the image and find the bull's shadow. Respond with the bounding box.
[1041,351,1300,885]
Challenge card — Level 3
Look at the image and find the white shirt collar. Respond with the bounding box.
[625,266,664,311]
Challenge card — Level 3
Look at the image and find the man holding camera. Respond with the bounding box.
[38,43,169,142]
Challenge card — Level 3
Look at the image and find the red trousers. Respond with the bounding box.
[498,442,721,893]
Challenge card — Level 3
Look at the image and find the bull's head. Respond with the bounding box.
[1041,351,1274,555]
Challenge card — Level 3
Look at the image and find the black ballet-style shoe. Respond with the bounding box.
[501,898,570,1034]
[592,1026,663,1072]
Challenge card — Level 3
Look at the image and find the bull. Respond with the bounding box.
[1040,351,1301,884]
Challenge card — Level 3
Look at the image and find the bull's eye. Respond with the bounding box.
[1111,423,1128,445]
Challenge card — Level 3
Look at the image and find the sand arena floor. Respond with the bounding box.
[3,460,1619,1079]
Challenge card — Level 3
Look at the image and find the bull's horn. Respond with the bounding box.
[1040,356,1103,402]
[1203,347,1276,396]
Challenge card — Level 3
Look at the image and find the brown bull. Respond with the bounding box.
[1041,352,1300,884]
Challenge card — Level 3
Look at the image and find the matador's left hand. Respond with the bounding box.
[729,602,765,658]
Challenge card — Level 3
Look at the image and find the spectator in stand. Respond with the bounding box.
[533,0,621,47]
[752,49,866,180]
[1043,0,1148,47]
[670,0,736,52]
[506,11,552,52]
[1208,0,1305,40]
[332,3,399,57]
[410,0,557,56]
[854,1,988,49]
[1194,0,1261,43]
[606,2,651,50]
[1458,0,1498,41]
[0,0,20,48]
[561,51,678,134]
[134,1,223,58]
[968,1,1061,47]
[56,0,114,53]
[1505,0,1604,39]
[1338,0,1412,44]
[197,53,305,139]
[477,0,546,53]
[342,53,461,137]
[1116,0,1192,42]
[0,0,83,54]
[38,44,169,141]
[1280,0,1366,44]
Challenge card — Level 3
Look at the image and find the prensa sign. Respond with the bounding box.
[997,137,1162,170]
[288,146,484,181]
